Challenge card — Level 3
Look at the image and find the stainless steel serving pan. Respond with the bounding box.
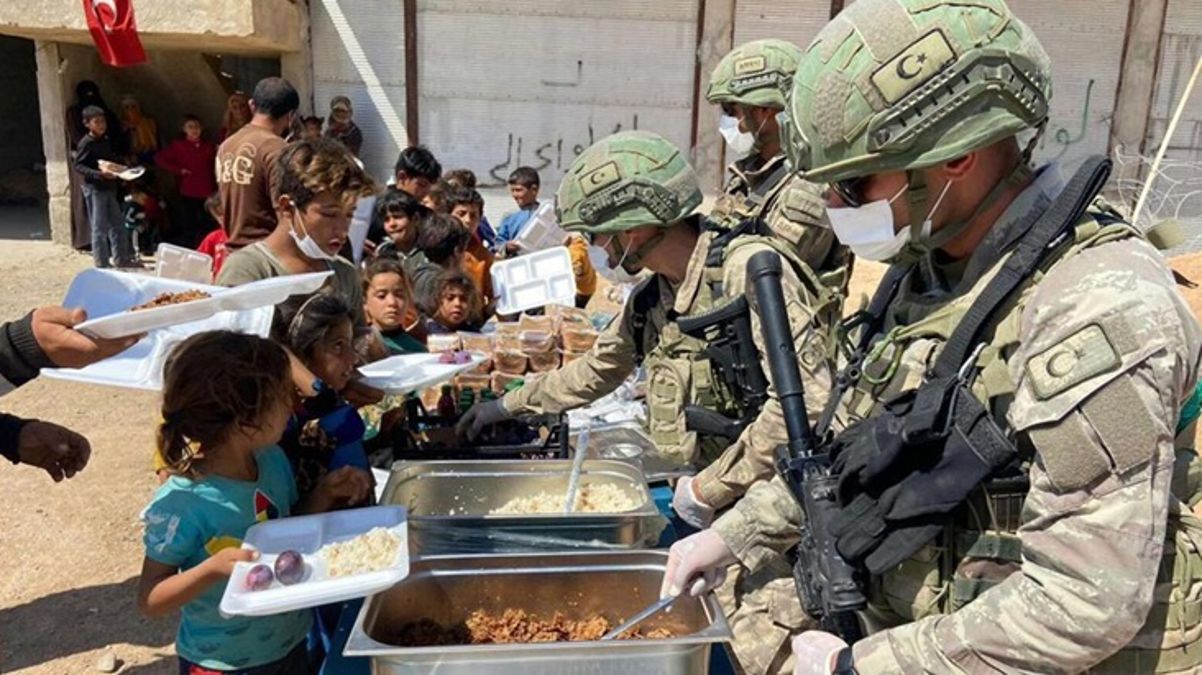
[380,459,667,554]
[344,550,730,675]
[569,419,692,482]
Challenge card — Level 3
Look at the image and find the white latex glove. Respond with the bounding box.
[659,529,736,599]
[672,475,716,529]
[791,631,848,675]
[454,399,511,440]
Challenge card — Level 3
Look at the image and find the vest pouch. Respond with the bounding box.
[646,356,697,466]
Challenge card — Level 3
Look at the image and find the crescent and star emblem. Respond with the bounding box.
[91,0,120,30]
[896,52,929,80]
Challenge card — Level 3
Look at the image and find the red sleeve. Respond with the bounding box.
[154,141,182,174]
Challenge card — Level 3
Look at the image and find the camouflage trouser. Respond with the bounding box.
[714,557,816,675]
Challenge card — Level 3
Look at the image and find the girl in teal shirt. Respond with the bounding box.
[137,331,371,674]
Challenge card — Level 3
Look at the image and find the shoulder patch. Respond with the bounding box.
[1025,324,1120,400]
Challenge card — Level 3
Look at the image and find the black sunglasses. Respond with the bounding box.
[830,176,872,208]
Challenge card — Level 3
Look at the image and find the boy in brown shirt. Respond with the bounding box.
[216,77,299,250]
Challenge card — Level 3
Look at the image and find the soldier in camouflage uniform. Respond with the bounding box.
[457,130,838,673]
[706,39,843,270]
[663,0,1202,673]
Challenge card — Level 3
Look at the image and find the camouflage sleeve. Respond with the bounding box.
[853,240,1202,673]
[501,300,641,416]
[712,475,804,572]
[764,176,837,271]
[692,243,836,509]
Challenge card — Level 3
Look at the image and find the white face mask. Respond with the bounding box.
[826,181,952,263]
[719,115,756,156]
[587,241,641,285]
[288,204,337,261]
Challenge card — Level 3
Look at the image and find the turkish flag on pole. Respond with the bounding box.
[82,0,147,67]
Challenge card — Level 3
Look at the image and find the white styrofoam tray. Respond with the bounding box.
[155,243,213,284]
[219,506,409,618]
[490,247,577,315]
[356,352,488,395]
[512,202,567,252]
[67,268,332,339]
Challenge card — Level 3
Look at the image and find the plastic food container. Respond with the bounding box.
[561,327,598,352]
[490,248,577,315]
[358,352,488,395]
[527,349,560,373]
[454,373,493,397]
[493,350,528,375]
[509,202,567,253]
[426,333,461,353]
[458,332,494,353]
[561,348,588,366]
[519,330,556,353]
[519,313,555,333]
[218,506,409,617]
[491,371,525,394]
[155,243,213,284]
[67,268,332,339]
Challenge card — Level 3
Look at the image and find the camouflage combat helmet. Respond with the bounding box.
[783,0,1052,184]
[706,39,805,110]
[557,130,703,234]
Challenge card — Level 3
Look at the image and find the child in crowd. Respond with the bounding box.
[138,331,371,674]
[423,270,485,334]
[409,213,470,308]
[324,96,363,156]
[274,294,375,501]
[363,258,426,355]
[302,116,324,140]
[443,169,496,250]
[155,115,218,248]
[74,105,138,268]
[218,91,251,142]
[371,189,428,259]
[217,138,375,324]
[197,193,230,278]
[447,186,494,304]
[421,180,449,214]
[393,146,442,201]
[497,166,540,254]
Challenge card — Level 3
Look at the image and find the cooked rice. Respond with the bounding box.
[490,483,639,514]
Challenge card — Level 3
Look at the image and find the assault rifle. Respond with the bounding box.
[677,295,770,440]
[747,249,865,642]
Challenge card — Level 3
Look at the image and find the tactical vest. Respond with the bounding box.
[844,208,1202,673]
[636,231,841,469]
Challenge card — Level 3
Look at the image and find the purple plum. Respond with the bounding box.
[244,563,274,591]
[274,550,306,585]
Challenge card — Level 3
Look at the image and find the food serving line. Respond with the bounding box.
[43,264,739,674]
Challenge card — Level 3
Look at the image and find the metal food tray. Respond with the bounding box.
[570,419,692,482]
[380,459,666,554]
[344,550,730,675]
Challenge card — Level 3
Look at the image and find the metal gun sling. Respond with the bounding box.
[823,156,1114,575]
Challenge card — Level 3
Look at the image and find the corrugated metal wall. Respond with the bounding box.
[415,0,699,188]
[311,0,409,183]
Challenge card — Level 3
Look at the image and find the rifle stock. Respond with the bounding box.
[747,249,866,643]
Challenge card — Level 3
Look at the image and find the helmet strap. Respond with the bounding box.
[620,229,668,271]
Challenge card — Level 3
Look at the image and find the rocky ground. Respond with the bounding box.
[1,240,1201,673]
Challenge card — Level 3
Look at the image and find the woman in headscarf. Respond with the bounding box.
[218,91,251,142]
[120,95,160,165]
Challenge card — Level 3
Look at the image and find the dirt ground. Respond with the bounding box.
[2,241,1202,673]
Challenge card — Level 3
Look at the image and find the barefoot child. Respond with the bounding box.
[138,331,371,674]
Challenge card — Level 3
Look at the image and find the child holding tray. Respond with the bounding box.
[138,331,371,674]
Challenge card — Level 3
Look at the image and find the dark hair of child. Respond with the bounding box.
[394,145,442,181]
[251,76,301,119]
[157,331,292,479]
[424,269,484,327]
[182,114,201,125]
[274,137,376,211]
[362,257,411,295]
[446,186,484,211]
[82,105,106,122]
[507,166,540,189]
[442,169,477,189]
[302,115,324,127]
[273,292,355,361]
[416,213,470,265]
